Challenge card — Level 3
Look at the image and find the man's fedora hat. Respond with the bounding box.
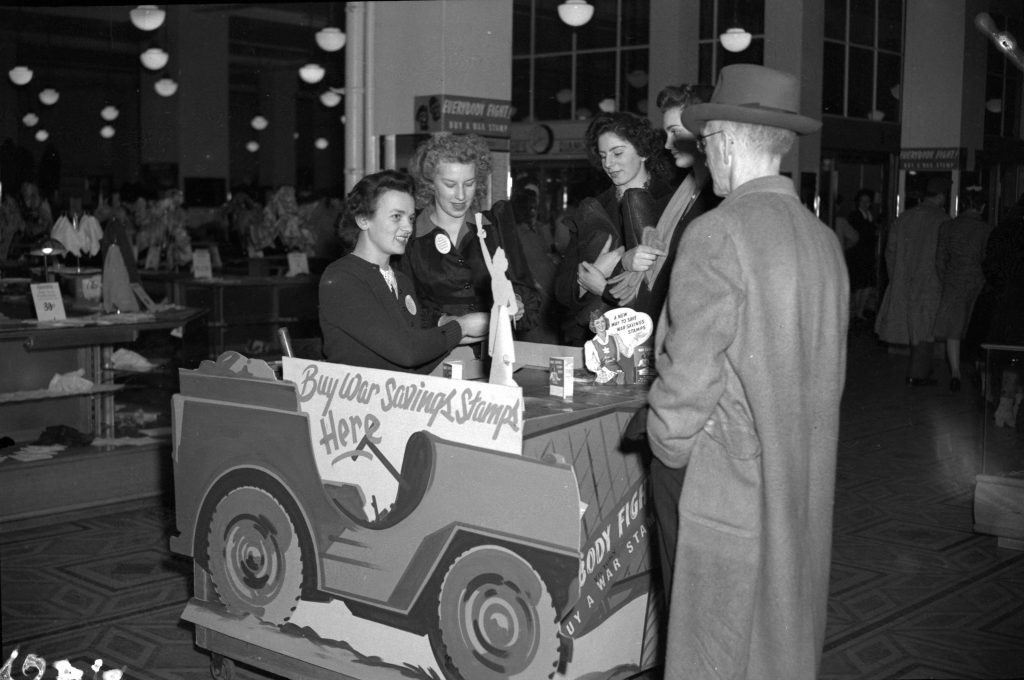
[681,64,822,136]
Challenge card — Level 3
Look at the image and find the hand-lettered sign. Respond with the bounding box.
[283,357,523,520]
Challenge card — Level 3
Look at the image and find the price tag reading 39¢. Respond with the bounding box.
[30,282,67,321]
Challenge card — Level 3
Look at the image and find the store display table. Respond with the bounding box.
[0,306,206,523]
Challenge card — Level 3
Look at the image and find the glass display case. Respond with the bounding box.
[974,343,1024,549]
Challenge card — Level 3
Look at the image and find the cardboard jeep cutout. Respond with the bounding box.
[169,350,661,679]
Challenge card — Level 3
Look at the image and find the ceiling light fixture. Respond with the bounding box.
[38,88,60,106]
[22,113,39,127]
[100,125,116,139]
[319,90,342,108]
[986,98,1003,113]
[140,47,169,70]
[101,105,120,122]
[251,115,269,131]
[9,66,33,86]
[720,27,752,52]
[154,77,178,97]
[246,140,260,153]
[316,26,346,52]
[558,0,594,27]
[314,137,329,150]
[35,129,49,143]
[130,5,165,32]
[299,63,326,84]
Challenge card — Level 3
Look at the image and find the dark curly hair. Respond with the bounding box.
[656,83,714,113]
[409,133,492,213]
[584,112,671,181]
[338,170,416,253]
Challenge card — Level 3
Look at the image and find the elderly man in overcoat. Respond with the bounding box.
[647,64,849,679]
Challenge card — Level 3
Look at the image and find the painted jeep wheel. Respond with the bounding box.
[207,485,304,624]
[431,546,560,680]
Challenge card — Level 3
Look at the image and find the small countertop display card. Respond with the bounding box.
[192,249,213,279]
[30,282,67,321]
[549,356,573,399]
[287,251,310,277]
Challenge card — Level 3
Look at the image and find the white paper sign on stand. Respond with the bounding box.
[30,282,67,321]
[287,251,310,277]
[283,357,524,521]
[192,249,213,279]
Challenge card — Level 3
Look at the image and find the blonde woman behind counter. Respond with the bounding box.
[318,170,488,374]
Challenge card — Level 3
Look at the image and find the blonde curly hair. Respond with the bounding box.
[409,133,492,213]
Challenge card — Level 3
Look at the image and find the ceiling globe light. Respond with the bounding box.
[140,47,169,70]
[867,110,885,121]
[9,66,33,86]
[154,77,177,97]
[314,137,329,150]
[22,113,39,127]
[299,63,325,84]
[986,98,1003,113]
[101,105,120,122]
[598,98,616,113]
[100,125,116,139]
[319,90,342,108]
[251,115,269,131]
[35,129,49,143]
[130,5,165,31]
[558,0,594,27]
[246,140,260,153]
[39,88,60,106]
[625,69,649,89]
[315,27,346,52]
[720,27,752,53]
[555,88,573,104]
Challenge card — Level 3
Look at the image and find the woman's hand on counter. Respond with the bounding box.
[453,312,490,344]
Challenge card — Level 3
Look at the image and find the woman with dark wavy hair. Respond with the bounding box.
[319,170,487,373]
[555,111,674,344]
[400,133,539,337]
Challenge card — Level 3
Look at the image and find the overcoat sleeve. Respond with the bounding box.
[647,217,742,468]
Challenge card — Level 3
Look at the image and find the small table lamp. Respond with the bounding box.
[30,238,67,282]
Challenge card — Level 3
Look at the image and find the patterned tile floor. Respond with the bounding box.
[1,323,1022,679]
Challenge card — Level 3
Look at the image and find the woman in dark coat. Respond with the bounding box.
[933,187,992,391]
[846,188,878,319]
[553,112,674,345]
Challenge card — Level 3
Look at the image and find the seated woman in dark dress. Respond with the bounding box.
[319,170,488,373]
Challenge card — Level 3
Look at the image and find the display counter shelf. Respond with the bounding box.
[974,343,1024,550]
[0,383,123,405]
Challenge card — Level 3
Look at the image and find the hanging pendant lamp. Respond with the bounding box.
[130,5,165,31]
[299,63,326,84]
[9,66,33,86]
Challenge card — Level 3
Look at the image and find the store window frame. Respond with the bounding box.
[822,0,904,124]
[511,0,651,122]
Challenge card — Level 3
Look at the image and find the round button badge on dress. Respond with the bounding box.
[405,294,416,315]
[434,233,451,254]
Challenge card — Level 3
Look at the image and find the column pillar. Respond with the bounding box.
[259,67,298,188]
[362,0,512,201]
[766,0,824,190]
[139,5,228,191]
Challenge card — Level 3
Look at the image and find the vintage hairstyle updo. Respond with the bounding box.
[409,133,492,213]
[656,83,714,113]
[337,170,416,253]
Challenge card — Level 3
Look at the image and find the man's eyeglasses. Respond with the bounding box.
[696,130,724,154]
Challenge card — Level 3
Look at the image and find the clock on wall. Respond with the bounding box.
[528,124,554,154]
